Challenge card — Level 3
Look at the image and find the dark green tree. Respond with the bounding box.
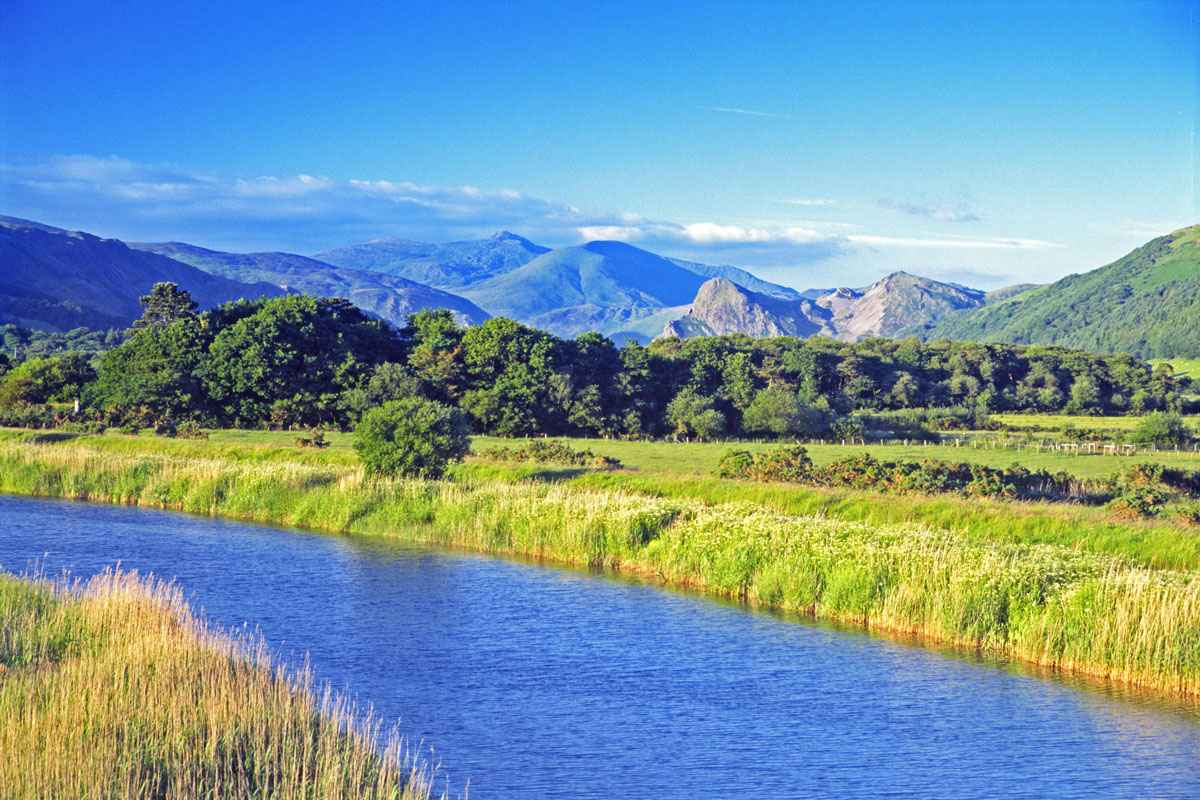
[88,319,211,419]
[0,353,96,409]
[127,282,198,336]
[203,295,400,427]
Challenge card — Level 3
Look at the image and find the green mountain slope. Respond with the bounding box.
[924,224,1200,358]
[0,218,285,332]
[128,242,490,327]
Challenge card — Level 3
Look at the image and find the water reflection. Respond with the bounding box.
[2,494,1199,799]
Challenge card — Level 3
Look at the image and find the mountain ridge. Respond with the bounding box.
[0,218,286,332]
[922,224,1200,358]
[127,241,490,328]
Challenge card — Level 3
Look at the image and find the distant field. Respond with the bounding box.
[1151,357,1200,380]
[993,413,1200,432]
[124,427,1200,481]
[471,434,1200,480]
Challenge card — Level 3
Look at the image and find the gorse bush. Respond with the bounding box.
[477,440,622,469]
[354,397,470,478]
[715,447,1200,513]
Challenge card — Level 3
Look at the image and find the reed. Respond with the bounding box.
[1,433,1199,698]
[0,569,435,800]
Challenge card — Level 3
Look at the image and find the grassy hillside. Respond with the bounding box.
[925,224,1200,358]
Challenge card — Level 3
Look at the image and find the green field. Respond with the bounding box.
[471,434,1200,480]
[993,412,1200,432]
[1151,357,1200,380]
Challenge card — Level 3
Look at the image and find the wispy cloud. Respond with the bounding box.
[847,233,1063,250]
[0,155,842,266]
[878,198,981,223]
[0,154,1066,291]
[699,106,790,119]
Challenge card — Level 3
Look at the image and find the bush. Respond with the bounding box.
[742,388,823,438]
[1106,487,1168,519]
[295,429,329,449]
[1130,412,1192,446]
[477,440,621,469]
[829,417,864,442]
[354,398,470,478]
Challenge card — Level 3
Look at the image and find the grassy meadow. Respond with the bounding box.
[1150,357,1200,381]
[2,429,1200,699]
[471,434,1200,479]
[0,569,435,800]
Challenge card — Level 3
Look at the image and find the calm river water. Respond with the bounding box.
[2,494,1199,798]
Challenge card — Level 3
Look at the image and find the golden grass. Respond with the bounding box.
[0,569,436,800]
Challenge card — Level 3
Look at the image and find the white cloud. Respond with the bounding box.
[878,198,981,223]
[0,154,1062,291]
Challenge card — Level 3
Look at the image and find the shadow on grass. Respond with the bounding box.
[23,431,80,445]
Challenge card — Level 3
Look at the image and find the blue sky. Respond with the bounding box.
[1,0,1196,290]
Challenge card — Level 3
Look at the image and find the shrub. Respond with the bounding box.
[296,429,329,449]
[1106,487,1168,519]
[354,398,470,478]
[1130,412,1192,446]
[829,417,864,442]
[714,449,755,479]
[477,440,621,469]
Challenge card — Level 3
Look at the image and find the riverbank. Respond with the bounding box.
[0,568,433,799]
[1,430,1198,699]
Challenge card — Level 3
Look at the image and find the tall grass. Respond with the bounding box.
[2,434,1199,698]
[0,569,436,799]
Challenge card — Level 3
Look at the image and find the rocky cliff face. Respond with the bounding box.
[662,271,988,342]
[662,278,825,338]
[815,271,986,340]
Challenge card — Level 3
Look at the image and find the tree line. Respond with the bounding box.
[0,284,1193,439]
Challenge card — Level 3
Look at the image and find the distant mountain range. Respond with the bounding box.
[5,213,1196,359]
[313,231,551,289]
[923,223,1200,358]
[0,217,285,332]
[127,241,490,327]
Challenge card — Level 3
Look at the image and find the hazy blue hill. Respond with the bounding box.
[924,224,1200,358]
[0,218,285,332]
[456,240,713,337]
[129,242,490,327]
[312,231,549,288]
[664,257,803,301]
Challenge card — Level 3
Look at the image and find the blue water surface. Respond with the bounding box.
[1,493,1198,799]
